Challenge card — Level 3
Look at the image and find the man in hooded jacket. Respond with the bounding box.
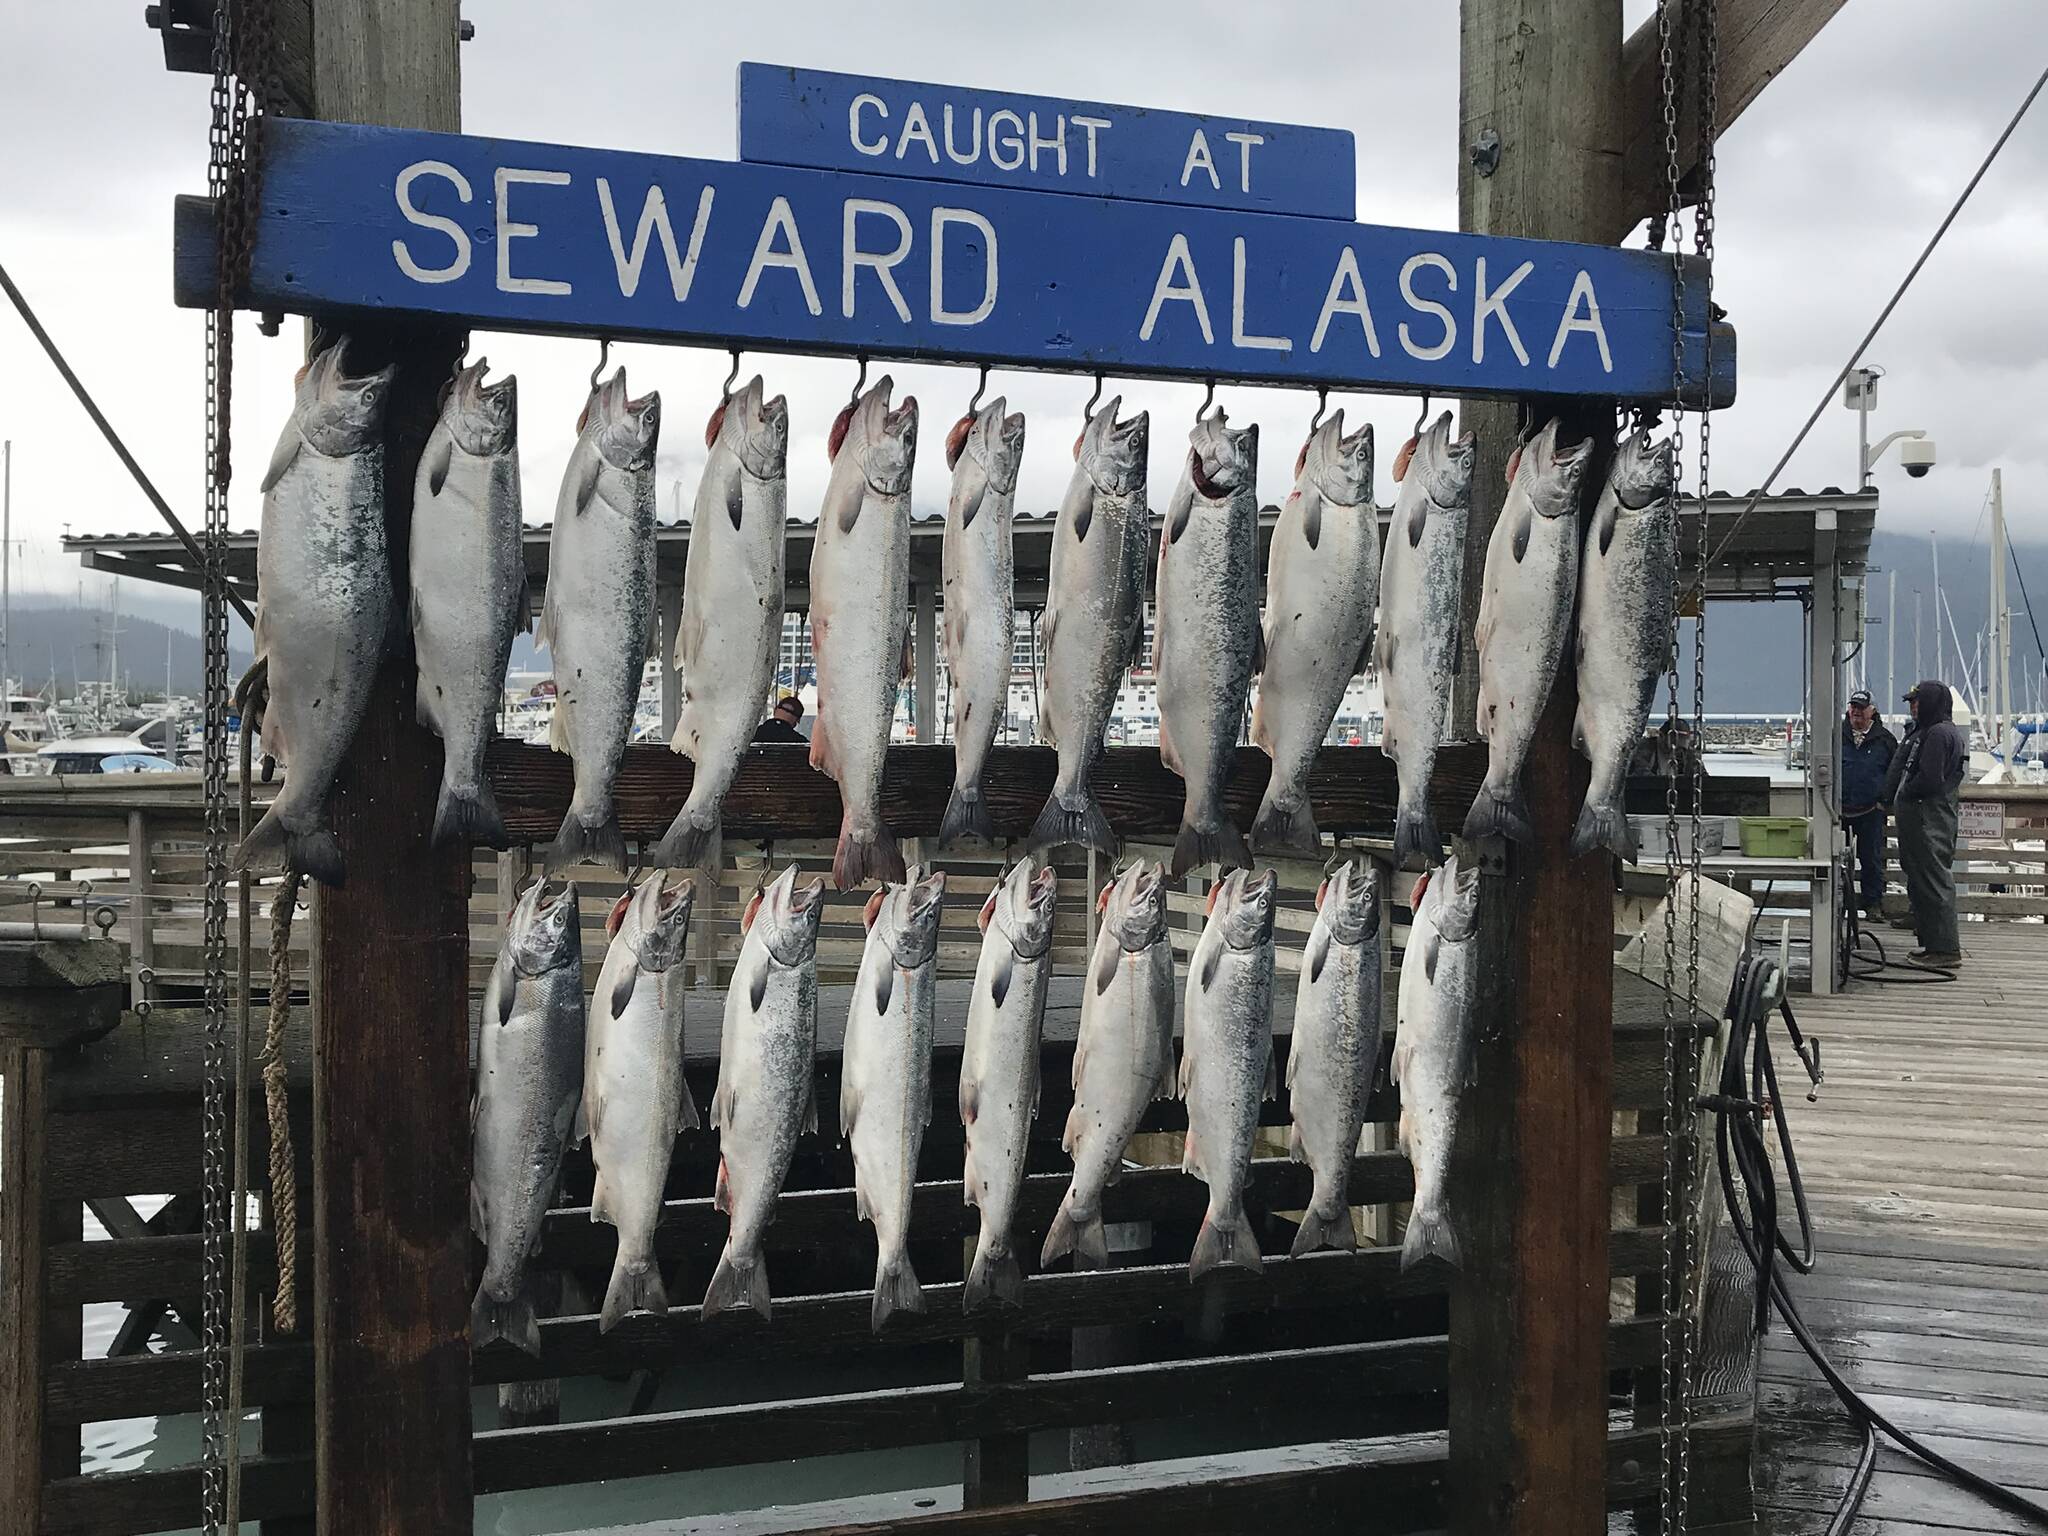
[1889,680,1966,967]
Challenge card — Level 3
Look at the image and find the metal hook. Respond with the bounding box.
[721,349,742,399]
[967,363,989,415]
[1309,386,1329,434]
[848,353,869,405]
[1197,378,1219,420]
[1082,372,1104,424]
[1412,393,1432,439]
[26,880,41,939]
[588,336,612,393]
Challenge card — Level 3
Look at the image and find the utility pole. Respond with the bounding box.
[1914,589,1924,683]
[304,4,473,1532]
[1930,532,1943,684]
[1886,569,1897,706]
[1990,468,2010,771]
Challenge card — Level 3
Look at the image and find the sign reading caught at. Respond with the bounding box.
[175,84,1733,407]
[736,63,1358,219]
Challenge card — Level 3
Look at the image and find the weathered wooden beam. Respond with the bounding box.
[0,937,126,1049]
[306,4,472,1533]
[1611,0,1848,242]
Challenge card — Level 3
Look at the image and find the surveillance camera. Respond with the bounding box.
[1900,438,1936,479]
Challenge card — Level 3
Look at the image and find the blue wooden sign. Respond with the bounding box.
[736,62,1358,220]
[174,118,1734,406]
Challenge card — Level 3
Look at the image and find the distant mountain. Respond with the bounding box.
[1,606,251,699]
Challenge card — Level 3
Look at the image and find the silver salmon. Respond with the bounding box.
[233,343,394,887]
[412,358,526,851]
[1251,412,1377,854]
[841,865,947,1329]
[1572,428,1677,859]
[1031,401,1149,856]
[581,872,698,1330]
[1466,419,1592,844]
[1393,853,1479,1269]
[1043,859,1175,1268]
[539,368,661,872]
[658,377,790,873]
[703,864,826,1319]
[1181,866,1278,1279]
[811,379,918,890]
[960,859,1058,1311]
[1285,860,1381,1256]
[1156,414,1260,879]
[939,398,1026,847]
[1375,412,1475,869]
[471,876,584,1354]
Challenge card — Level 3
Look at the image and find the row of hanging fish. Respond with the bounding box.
[468,846,1494,1351]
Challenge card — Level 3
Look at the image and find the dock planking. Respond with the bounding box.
[1752,921,2048,1534]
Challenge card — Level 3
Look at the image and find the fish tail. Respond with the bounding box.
[598,1256,669,1333]
[1461,782,1534,846]
[832,813,905,892]
[432,777,511,851]
[1170,818,1252,881]
[1392,795,1443,871]
[653,805,721,873]
[549,808,627,873]
[871,1251,926,1331]
[1569,793,1633,860]
[702,1245,771,1320]
[937,780,995,848]
[1040,1199,1109,1269]
[1250,789,1320,855]
[963,1230,1025,1312]
[1190,1206,1265,1281]
[1400,1206,1462,1272]
[1028,785,1116,857]
[234,804,346,888]
[471,1277,542,1357]
[1289,1194,1359,1259]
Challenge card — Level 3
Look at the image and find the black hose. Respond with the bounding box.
[1709,951,2048,1529]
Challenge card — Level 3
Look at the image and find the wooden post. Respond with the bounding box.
[306,6,472,1533]
[128,809,154,1012]
[1449,5,1622,1533]
[1809,513,1840,992]
[657,570,683,743]
[961,1236,1030,1508]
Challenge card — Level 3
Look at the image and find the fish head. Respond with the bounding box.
[623,870,696,973]
[1428,853,1481,944]
[1187,412,1257,502]
[1212,867,1279,950]
[442,358,517,458]
[750,864,826,966]
[507,875,580,977]
[1105,858,1168,952]
[587,367,662,474]
[296,342,394,455]
[1515,418,1592,521]
[1415,411,1475,513]
[1299,409,1373,508]
[1316,859,1380,948]
[1611,425,1676,512]
[713,375,789,481]
[989,858,1058,961]
[948,395,1024,494]
[1077,399,1148,498]
[876,864,948,969]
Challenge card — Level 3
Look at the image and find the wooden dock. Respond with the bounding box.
[1755,920,2048,1534]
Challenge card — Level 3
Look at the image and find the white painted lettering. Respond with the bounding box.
[988,110,1025,171]
[1224,131,1264,193]
[1547,269,1613,372]
[1027,111,1066,175]
[1309,247,1380,356]
[391,159,472,284]
[1397,252,1457,362]
[1071,115,1111,178]
[494,167,572,296]
[930,207,998,326]
[849,94,889,155]
[737,196,822,316]
[1230,238,1289,351]
[1471,256,1534,365]
[595,180,713,302]
[1139,233,1212,344]
[896,101,940,164]
[842,198,913,323]
[942,104,983,166]
[1180,129,1220,190]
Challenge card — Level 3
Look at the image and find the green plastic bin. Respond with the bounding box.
[1738,816,1808,858]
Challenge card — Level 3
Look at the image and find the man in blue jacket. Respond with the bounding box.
[1892,680,1967,967]
[1839,690,1898,919]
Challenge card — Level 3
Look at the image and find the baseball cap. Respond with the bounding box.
[1848,689,1872,707]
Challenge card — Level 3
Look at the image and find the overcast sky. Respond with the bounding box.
[3,2,2044,630]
